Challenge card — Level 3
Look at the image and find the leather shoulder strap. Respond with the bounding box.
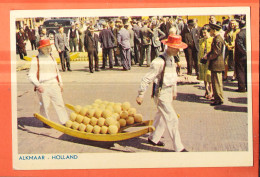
[158,55,166,89]
[36,56,39,81]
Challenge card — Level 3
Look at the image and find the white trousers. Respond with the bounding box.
[148,86,184,152]
[37,79,69,124]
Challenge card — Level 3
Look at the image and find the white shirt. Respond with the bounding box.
[28,54,63,87]
[138,52,178,98]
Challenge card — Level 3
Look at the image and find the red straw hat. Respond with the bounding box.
[161,35,188,49]
[38,39,53,49]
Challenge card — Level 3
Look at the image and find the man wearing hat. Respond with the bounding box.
[136,35,188,152]
[203,23,225,105]
[28,39,69,127]
[84,26,99,73]
[55,26,72,72]
[181,19,196,75]
[150,20,165,61]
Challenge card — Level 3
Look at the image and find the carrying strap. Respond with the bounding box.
[151,55,166,98]
[34,55,60,92]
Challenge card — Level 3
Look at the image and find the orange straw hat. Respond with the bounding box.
[161,35,188,49]
[38,39,53,49]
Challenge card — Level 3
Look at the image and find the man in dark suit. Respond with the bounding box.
[203,23,225,106]
[159,17,171,51]
[109,20,121,66]
[54,26,71,72]
[16,27,27,59]
[28,27,37,50]
[139,21,154,67]
[99,22,115,69]
[84,26,99,73]
[235,20,247,92]
[132,19,142,65]
[150,21,165,61]
[181,19,196,75]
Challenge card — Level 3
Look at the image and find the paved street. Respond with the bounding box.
[16,43,249,153]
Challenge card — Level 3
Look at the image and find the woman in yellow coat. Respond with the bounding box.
[198,25,214,99]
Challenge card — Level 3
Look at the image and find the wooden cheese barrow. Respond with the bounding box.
[33,104,155,142]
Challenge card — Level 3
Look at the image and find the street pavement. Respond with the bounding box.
[16,43,249,153]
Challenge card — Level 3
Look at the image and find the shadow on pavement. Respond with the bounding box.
[18,117,44,128]
[177,92,211,104]
[223,81,238,87]
[58,133,173,153]
[17,117,172,153]
[228,97,247,104]
[214,105,248,113]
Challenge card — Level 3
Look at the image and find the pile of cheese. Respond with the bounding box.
[65,99,143,134]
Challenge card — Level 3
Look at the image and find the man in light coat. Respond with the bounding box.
[117,23,131,70]
[54,26,71,72]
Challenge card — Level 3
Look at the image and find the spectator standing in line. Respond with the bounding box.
[181,19,196,75]
[126,23,136,65]
[28,27,37,50]
[139,20,154,67]
[150,20,165,61]
[77,22,85,52]
[84,26,99,73]
[159,17,171,51]
[192,18,202,77]
[54,26,71,72]
[202,23,225,106]
[235,19,247,92]
[99,22,115,69]
[117,22,131,71]
[68,23,79,52]
[109,20,121,66]
[132,19,142,65]
[16,27,27,60]
[28,39,69,128]
[198,25,214,100]
[223,19,240,81]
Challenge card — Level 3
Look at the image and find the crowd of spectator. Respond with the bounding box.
[17,14,247,96]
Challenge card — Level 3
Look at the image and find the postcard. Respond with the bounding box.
[11,7,253,170]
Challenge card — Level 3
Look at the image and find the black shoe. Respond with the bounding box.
[90,70,94,73]
[101,67,105,70]
[67,68,72,71]
[148,138,165,146]
[180,148,188,152]
[210,101,223,106]
[43,123,51,128]
[62,69,66,72]
[95,69,100,71]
